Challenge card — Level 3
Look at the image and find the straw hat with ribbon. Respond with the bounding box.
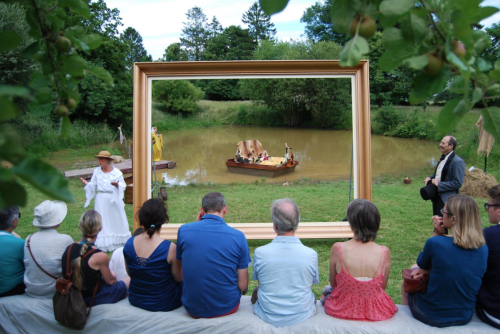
[94,151,112,159]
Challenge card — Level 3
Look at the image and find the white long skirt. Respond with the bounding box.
[94,192,131,252]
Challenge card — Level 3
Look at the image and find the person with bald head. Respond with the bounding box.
[422,135,465,232]
[251,198,319,327]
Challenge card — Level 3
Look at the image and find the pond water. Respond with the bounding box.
[154,126,440,185]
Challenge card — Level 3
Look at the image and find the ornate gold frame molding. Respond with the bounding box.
[133,60,371,239]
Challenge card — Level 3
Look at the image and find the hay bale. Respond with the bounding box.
[460,169,498,198]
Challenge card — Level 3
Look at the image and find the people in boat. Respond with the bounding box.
[245,153,254,164]
[252,198,319,327]
[176,192,251,318]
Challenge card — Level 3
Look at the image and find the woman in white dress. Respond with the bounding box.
[80,151,131,252]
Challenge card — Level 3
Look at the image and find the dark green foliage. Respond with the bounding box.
[161,43,188,61]
[240,40,351,127]
[372,106,403,134]
[195,79,242,101]
[242,2,276,43]
[152,80,204,116]
[180,6,209,61]
[74,40,133,129]
[203,25,256,61]
[300,0,349,45]
[0,3,37,112]
[120,27,152,70]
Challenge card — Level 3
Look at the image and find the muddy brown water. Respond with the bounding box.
[153,126,440,185]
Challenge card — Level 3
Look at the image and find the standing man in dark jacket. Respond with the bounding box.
[422,136,465,217]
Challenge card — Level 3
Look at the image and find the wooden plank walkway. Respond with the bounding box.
[64,159,176,179]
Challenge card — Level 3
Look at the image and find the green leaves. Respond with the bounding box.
[11,158,75,203]
[80,33,103,50]
[403,55,429,70]
[379,28,415,71]
[339,35,368,67]
[0,97,19,122]
[259,0,289,15]
[481,107,500,142]
[0,31,21,52]
[90,67,114,85]
[410,68,450,104]
[0,168,28,208]
[60,116,71,138]
[437,98,463,134]
[58,0,90,19]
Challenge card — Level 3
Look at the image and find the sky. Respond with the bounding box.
[101,0,500,61]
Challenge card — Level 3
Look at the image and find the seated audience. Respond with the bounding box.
[176,192,251,318]
[324,199,397,321]
[123,199,182,312]
[23,200,73,298]
[402,194,488,327]
[62,210,130,306]
[476,185,500,329]
[252,198,319,327]
[0,206,25,297]
[109,227,144,281]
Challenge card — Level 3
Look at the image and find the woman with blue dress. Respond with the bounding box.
[123,198,182,311]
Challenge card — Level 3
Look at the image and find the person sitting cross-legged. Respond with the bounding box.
[324,199,398,321]
[251,198,319,327]
[176,192,251,318]
[0,206,25,298]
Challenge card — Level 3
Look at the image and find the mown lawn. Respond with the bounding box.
[16,174,493,304]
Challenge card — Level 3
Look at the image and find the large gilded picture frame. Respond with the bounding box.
[133,60,370,239]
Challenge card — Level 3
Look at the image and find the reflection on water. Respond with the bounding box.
[154,126,439,185]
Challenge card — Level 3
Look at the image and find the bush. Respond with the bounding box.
[372,106,402,134]
[152,80,204,116]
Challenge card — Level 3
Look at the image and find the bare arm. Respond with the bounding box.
[382,246,391,290]
[237,268,248,295]
[90,252,117,285]
[167,243,183,283]
[329,243,340,287]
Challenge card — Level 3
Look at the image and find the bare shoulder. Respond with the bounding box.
[91,250,110,264]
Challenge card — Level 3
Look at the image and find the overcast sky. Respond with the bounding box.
[101,0,500,60]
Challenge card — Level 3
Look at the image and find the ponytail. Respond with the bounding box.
[137,198,168,238]
[72,210,102,289]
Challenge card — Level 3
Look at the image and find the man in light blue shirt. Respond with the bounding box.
[0,206,25,297]
[252,198,319,327]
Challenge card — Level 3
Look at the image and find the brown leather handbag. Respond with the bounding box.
[53,244,99,330]
[402,268,429,293]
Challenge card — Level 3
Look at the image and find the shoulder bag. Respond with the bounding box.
[53,243,99,330]
[402,268,429,293]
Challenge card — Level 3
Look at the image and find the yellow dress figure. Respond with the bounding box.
[152,127,163,161]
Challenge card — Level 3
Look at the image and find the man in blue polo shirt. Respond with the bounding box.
[176,192,251,318]
[252,198,319,327]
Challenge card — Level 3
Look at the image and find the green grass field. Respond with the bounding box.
[15,174,494,304]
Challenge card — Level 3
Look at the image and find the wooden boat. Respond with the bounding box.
[226,159,298,178]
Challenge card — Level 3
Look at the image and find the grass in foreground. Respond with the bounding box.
[16,177,493,304]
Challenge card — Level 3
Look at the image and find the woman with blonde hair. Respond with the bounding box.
[402,194,488,327]
[62,210,130,306]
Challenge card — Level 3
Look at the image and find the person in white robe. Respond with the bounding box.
[80,150,131,252]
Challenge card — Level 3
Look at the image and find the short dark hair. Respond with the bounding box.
[487,185,500,205]
[202,192,226,213]
[137,199,168,238]
[0,206,19,231]
[271,198,300,234]
[346,199,380,243]
[447,136,458,150]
